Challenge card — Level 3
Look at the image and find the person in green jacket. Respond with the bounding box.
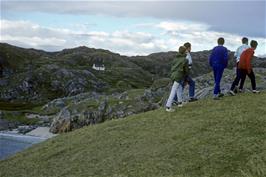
[166,46,189,112]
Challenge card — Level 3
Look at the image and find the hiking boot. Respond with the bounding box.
[213,95,220,100]
[218,93,224,97]
[172,101,178,106]
[177,102,183,108]
[189,97,198,102]
[252,90,260,94]
[166,107,175,112]
[229,90,236,96]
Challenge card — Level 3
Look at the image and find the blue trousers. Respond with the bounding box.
[213,66,224,95]
[173,76,195,102]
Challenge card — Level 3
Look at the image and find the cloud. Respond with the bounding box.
[0,20,165,55]
[157,21,209,32]
[2,1,266,38]
[0,19,265,56]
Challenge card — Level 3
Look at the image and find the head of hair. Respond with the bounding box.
[242,37,248,44]
[217,37,225,45]
[179,46,187,55]
[183,42,191,49]
[250,40,258,49]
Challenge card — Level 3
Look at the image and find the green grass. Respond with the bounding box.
[0,101,39,111]
[1,92,266,177]
[0,102,44,125]
[3,111,38,125]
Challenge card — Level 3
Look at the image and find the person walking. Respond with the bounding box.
[229,37,249,95]
[183,42,198,102]
[209,37,229,100]
[173,42,197,104]
[166,46,189,112]
[231,40,260,94]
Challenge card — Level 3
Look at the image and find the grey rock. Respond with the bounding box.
[0,119,10,131]
[118,92,128,100]
[0,79,8,86]
[50,108,71,133]
[18,125,36,134]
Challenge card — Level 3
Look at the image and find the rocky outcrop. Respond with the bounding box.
[47,67,266,133]
[1,43,265,134]
[49,91,159,133]
[0,112,20,131]
[50,107,71,133]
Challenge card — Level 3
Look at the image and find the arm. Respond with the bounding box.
[246,51,254,73]
[223,48,228,68]
[183,59,189,77]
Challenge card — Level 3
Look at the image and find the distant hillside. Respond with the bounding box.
[129,50,266,78]
[0,43,153,104]
[1,43,265,104]
[1,92,265,177]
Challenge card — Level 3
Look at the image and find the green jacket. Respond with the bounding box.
[170,53,189,82]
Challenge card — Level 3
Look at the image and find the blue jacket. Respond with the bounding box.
[209,45,228,68]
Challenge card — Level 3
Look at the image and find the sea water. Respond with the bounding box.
[0,133,46,160]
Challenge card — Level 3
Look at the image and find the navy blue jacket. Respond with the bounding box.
[209,45,228,68]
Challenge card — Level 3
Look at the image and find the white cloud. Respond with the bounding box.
[0,19,265,56]
[157,21,209,32]
[3,1,265,38]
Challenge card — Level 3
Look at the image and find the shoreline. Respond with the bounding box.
[0,127,57,160]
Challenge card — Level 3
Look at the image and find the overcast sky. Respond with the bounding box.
[1,0,266,56]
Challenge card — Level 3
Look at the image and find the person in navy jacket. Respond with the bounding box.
[209,37,228,100]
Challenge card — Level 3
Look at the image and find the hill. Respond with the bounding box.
[0,43,153,104]
[0,92,266,177]
[1,43,266,133]
[1,43,265,104]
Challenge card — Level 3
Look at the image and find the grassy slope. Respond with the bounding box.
[1,92,266,177]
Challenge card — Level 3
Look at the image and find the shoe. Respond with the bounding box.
[213,95,220,100]
[218,93,224,97]
[166,107,175,112]
[229,90,236,96]
[177,102,183,108]
[252,90,260,94]
[234,86,239,93]
[189,97,198,102]
[239,89,243,93]
[172,101,178,106]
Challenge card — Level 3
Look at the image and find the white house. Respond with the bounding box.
[92,63,105,71]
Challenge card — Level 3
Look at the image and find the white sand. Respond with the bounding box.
[26,127,57,139]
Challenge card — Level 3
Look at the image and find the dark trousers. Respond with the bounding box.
[238,69,256,90]
[213,66,224,95]
[230,63,242,91]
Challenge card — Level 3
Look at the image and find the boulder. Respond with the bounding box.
[0,119,10,131]
[18,125,37,134]
[50,108,71,133]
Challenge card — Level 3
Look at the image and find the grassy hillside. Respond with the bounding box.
[1,92,266,177]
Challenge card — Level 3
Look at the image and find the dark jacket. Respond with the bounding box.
[170,53,189,82]
[209,45,228,68]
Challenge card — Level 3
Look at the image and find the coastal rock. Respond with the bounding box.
[0,119,19,131]
[0,119,10,131]
[49,90,160,133]
[18,125,37,134]
[50,108,71,133]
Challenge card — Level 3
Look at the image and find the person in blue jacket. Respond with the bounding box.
[209,37,228,100]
